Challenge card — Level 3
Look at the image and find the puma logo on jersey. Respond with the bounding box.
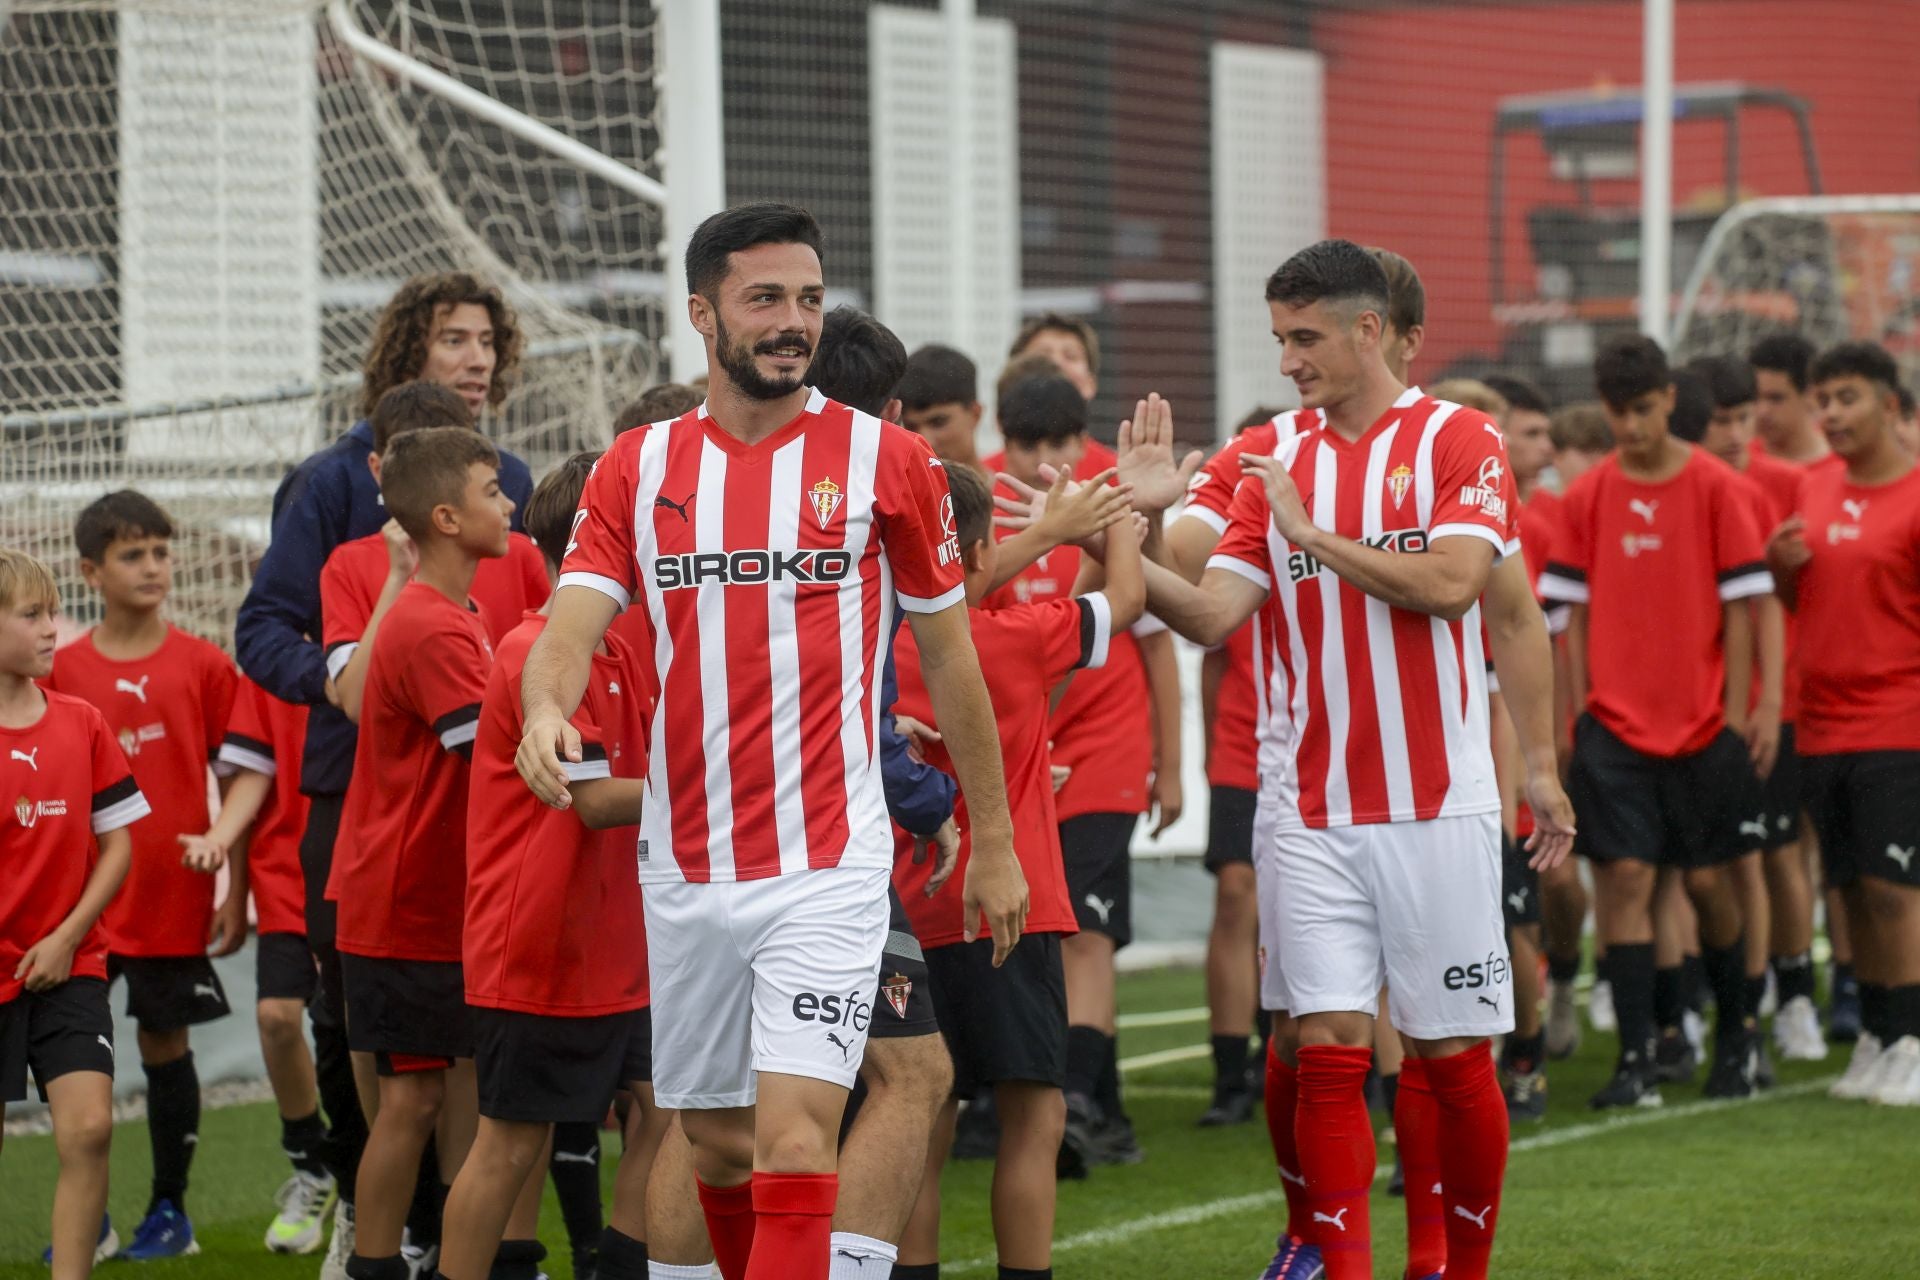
[1454,1203,1494,1230]
[115,675,151,703]
[1084,894,1115,927]
[9,748,37,771]
[1277,1164,1307,1187]
[551,1149,598,1165]
[1312,1208,1349,1232]
[654,492,694,523]
[1629,498,1660,525]
[608,681,621,695]
[1739,816,1770,841]
[825,1031,854,1061]
[1887,844,1917,873]
[1842,498,1869,522]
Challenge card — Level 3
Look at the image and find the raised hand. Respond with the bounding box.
[1116,393,1204,514]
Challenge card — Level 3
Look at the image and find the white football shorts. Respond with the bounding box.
[1274,811,1512,1040]
[1252,789,1296,1015]
[644,864,890,1110]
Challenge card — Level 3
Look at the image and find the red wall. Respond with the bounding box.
[1315,0,1920,373]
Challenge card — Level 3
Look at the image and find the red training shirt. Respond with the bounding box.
[465,614,650,1016]
[46,627,237,957]
[217,679,311,937]
[1,691,151,1001]
[329,583,492,962]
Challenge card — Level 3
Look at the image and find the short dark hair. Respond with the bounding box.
[995,352,1061,405]
[1809,340,1903,398]
[897,345,979,412]
[75,490,174,563]
[1010,312,1100,376]
[1365,247,1426,334]
[525,452,600,575]
[1594,336,1671,410]
[614,382,703,434]
[808,306,909,417]
[1550,401,1613,453]
[1668,370,1713,443]
[1482,373,1551,416]
[1750,332,1816,392]
[379,426,501,540]
[1683,355,1758,411]
[684,202,824,299]
[1900,383,1917,419]
[1265,239,1391,321]
[998,372,1088,447]
[370,380,473,453]
[943,460,994,549]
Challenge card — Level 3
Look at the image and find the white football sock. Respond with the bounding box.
[829,1230,898,1279]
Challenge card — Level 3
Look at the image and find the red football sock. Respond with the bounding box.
[1424,1042,1510,1280]
[695,1177,756,1280]
[1263,1039,1312,1241]
[1293,1044,1375,1280]
[746,1172,837,1280]
[1396,1056,1447,1278]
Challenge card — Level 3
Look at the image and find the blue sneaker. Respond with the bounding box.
[120,1200,200,1259]
[41,1214,118,1264]
[1259,1234,1326,1279]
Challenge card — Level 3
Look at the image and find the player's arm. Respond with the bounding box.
[1483,553,1575,868]
[208,797,251,958]
[567,777,648,831]
[907,602,1028,965]
[335,522,417,724]
[1164,513,1222,582]
[178,768,272,874]
[1722,598,1754,735]
[235,466,346,706]
[1489,690,1522,838]
[1746,593,1785,778]
[1141,554,1264,648]
[984,467,1133,597]
[518,585,622,809]
[1765,514,1809,611]
[1563,604,1590,717]
[17,826,133,992]
[1139,626,1184,838]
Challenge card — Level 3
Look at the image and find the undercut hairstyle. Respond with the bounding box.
[1482,373,1551,416]
[942,459,994,550]
[1550,401,1614,453]
[1750,331,1816,392]
[995,352,1061,404]
[1809,341,1903,398]
[998,372,1089,447]
[1010,311,1100,375]
[614,382,703,434]
[808,305,909,417]
[1668,370,1713,443]
[75,490,175,563]
[684,202,824,300]
[0,549,59,614]
[370,380,474,453]
[378,426,501,541]
[1236,405,1284,430]
[897,345,979,412]
[1265,239,1392,323]
[1427,378,1509,418]
[1900,383,1917,419]
[359,272,522,418]
[1365,247,1426,334]
[525,452,601,575]
[1684,355,1758,410]
[1594,336,1671,411]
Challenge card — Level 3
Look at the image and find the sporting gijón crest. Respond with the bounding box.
[881,970,913,1018]
[809,476,846,529]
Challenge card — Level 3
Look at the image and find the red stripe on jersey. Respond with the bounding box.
[795,407,855,871]
[721,447,781,879]
[1385,420,1453,819]
[1329,437,1390,820]
[659,426,713,881]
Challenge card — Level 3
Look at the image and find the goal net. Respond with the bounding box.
[1,0,666,644]
[1672,195,1920,382]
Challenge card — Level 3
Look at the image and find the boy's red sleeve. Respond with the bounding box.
[320,543,377,680]
[401,620,492,758]
[87,704,151,835]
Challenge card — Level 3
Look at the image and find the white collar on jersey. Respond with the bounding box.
[1395,386,1425,407]
[693,386,830,420]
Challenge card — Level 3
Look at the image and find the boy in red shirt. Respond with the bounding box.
[46,491,239,1258]
[326,427,515,1280]
[1768,340,1920,1106]
[1539,338,1778,1109]
[437,454,661,1280]
[891,463,1142,1278]
[2,549,148,1277]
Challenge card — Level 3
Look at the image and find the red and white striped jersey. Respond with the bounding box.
[1209,389,1512,830]
[559,390,965,883]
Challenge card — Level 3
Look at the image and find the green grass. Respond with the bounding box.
[4,965,1915,1278]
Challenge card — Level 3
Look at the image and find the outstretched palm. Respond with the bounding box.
[1116,392,1204,514]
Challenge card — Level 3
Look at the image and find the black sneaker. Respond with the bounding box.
[1504,1066,1548,1122]
[1589,1062,1663,1111]
[1650,1028,1698,1084]
[1057,1091,1103,1179]
[1092,1111,1144,1165]
[571,1245,599,1280]
[1197,1083,1259,1128]
[950,1092,1000,1161]
[1703,1026,1758,1099]
[1828,977,1863,1043]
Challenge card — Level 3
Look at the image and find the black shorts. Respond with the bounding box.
[1061,812,1136,946]
[925,934,1066,1096]
[473,1005,650,1123]
[108,954,231,1032]
[1204,785,1258,873]
[868,887,938,1040]
[1802,750,1920,889]
[339,953,472,1072]
[1502,835,1542,928]
[0,978,115,1103]
[1567,715,1763,868]
[1758,722,1804,850]
[256,932,318,1003]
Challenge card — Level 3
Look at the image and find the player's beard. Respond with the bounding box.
[714,312,812,402]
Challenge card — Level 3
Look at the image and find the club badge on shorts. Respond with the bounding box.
[881,971,913,1018]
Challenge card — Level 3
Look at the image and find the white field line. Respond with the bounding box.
[1117,1005,1211,1029]
[945,1075,1837,1275]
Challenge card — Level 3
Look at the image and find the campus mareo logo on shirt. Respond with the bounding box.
[14,794,68,828]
